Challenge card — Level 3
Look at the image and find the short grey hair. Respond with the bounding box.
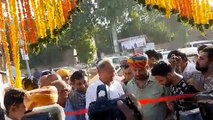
[96,59,114,71]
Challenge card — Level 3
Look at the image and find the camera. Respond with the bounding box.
[88,84,142,120]
[22,104,65,120]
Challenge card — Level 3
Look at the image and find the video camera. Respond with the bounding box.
[194,89,213,120]
[21,104,65,120]
[88,84,142,120]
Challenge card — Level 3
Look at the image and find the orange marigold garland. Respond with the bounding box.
[0,0,80,89]
[71,0,78,10]
[0,2,15,87]
[46,0,55,38]
[62,0,69,22]
[17,0,29,54]
[38,0,47,38]
[142,0,213,30]
[30,0,42,38]
[24,0,37,44]
[20,0,29,54]
[57,0,65,29]
[9,0,22,89]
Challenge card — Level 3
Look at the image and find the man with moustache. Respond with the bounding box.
[126,54,168,120]
[196,46,213,90]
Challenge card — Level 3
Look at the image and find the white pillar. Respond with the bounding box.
[111,23,120,54]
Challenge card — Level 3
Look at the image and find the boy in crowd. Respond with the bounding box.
[152,61,202,120]
[66,70,88,120]
[145,49,162,68]
[122,64,133,85]
[4,88,26,120]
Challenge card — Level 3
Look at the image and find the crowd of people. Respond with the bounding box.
[0,45,212,120]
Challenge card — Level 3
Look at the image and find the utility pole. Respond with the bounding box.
[111,22,120,54]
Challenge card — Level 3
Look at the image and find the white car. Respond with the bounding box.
[178,47,198,63]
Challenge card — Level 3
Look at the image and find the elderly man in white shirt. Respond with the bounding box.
[86,59,124,112]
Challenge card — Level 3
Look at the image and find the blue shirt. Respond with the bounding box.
[64,99,77,120]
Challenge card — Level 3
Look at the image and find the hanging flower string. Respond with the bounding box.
[17,0,28,54]
[0,2,15,87]
[24,0,37,44]
[8,0,22,89]
[143,0,213,31]
[46,0,55,38]
[20,0,29,54]
[0,0,79,89]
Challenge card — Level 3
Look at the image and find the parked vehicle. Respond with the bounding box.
[160,50,171,62]
[184,40,213,48]
[178,47,198,63]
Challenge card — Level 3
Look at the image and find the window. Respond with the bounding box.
[112,58,119,64]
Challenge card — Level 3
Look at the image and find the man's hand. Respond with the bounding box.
[166,101,174,112]
[169,55,182,73]
[169,55,181,66]
[117,94,143,120]
[187,79,204,91]
[117,100,136,120]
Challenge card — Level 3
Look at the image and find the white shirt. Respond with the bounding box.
[182,62,202,82]
[86,79,124,109]
[4,115,13,120]
[203,75,213,90]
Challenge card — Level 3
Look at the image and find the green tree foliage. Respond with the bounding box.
[94,27,114,54]
[93,0,136,27]
[74,38,96,64]
[93,0,138,53]
[61,0,96,64]
[118,6,172,44]
[29,45,63,68]
[93,0,173,54]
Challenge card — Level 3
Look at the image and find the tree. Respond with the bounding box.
[118,6,173,44]
[95,26,114,55]
[93,0,137,53]
[59,0,97,64]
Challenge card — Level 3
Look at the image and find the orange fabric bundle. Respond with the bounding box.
[128,54,148,68]
[24,86,58,110]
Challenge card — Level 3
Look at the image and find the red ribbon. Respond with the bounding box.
[65,109,88,116]
[65,94,194,116]
[139,94,194,105]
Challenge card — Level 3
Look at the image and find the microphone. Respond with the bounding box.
[22,104,65,120]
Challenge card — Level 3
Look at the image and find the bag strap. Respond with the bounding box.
[96,84,108,100]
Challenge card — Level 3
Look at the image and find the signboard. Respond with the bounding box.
[20,48,29,60]
[119,35,146,50]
